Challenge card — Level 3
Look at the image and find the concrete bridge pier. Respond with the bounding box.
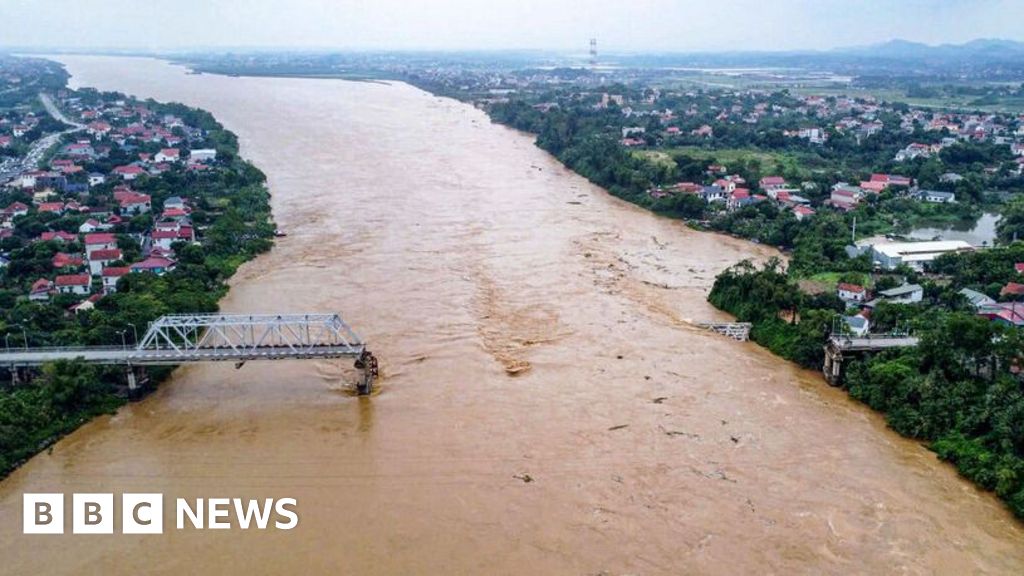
[823,344,844,386]
[125,366,150,399]
[354,350,379,395]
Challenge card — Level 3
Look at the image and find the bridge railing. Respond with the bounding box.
[0,345,127,354]
[137,313,364,354]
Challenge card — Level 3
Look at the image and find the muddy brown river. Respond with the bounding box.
[0,56,1021,574]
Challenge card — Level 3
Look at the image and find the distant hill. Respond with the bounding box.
[837,38,1024,61]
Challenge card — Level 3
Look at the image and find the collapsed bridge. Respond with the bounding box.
[0,313,379,395]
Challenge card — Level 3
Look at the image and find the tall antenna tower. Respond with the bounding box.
[589,38,598,67]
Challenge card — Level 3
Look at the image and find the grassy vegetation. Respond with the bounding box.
[788,86,1024,114]
[636,146,821,179]
[805,271,872,290]
[654,70,1024,113]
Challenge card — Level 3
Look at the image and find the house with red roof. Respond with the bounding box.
[1015,263,1024,275]
[978,302,1024,328]
[727,189,753,210]
[155,148,181,163]
[86,121,112,138]
[55,274,91,295]
[88,248,122,276]
[29,278,53,301]
[112,164,146,181]
[829,184,863,211]
[114,190,151,215]
[673,182,704,195]
[714,178,737,193]
[52,253,84,269]
[101,267,131,293]
[161,207,190,220]
[130,256,176,275]
[3,202,29,218]
[870,173,912,187]
[38,231,77,243]
[759,176,787,191]
[793,205,816,221]
[152,227,195,251]
[1001,282,1024,299]
[79,218,102,234]
[859,180,887,194]
[64,142,95,158]
[837,283,867,303]
[84,232,117,258]
[37,202,65,214]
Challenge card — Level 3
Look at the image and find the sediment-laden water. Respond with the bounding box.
[0,56,1021,575]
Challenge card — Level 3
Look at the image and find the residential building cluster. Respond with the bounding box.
[0,83,223,312]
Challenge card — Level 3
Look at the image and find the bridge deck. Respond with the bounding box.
[698,322,752,341]
[1,312,377,393]
[828,336,919,352]
[0,344,365,367]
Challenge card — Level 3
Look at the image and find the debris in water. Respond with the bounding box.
[660,425,699,439]
[730,436,740,444]
[504,361,531,376]
[652,397,668,404]
[608,424,629,431]
[513,473,534,483]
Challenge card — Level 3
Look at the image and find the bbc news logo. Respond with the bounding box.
[24,493,298,534]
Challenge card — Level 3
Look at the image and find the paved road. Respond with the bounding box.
[38,92,85,129]
[0,93,84,183]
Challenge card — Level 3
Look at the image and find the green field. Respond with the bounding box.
[652,70,1024,114]
[788,86,1024,114]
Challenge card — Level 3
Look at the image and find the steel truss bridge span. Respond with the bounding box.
[1,313,379,394]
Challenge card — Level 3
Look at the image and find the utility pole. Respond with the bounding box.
[851,216,857,243]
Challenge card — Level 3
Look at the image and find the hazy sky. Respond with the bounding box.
[2,0,1022,53]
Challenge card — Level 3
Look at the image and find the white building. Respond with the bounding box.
[869,240,973,271]
[189,149,217,163]
[877,283,924,304]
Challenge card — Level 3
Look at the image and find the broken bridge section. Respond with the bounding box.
[698,322,752,341]
[0,313,378,394]
[823,334,919,386]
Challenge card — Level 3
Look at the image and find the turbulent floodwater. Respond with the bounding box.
[0,56,1022,574]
